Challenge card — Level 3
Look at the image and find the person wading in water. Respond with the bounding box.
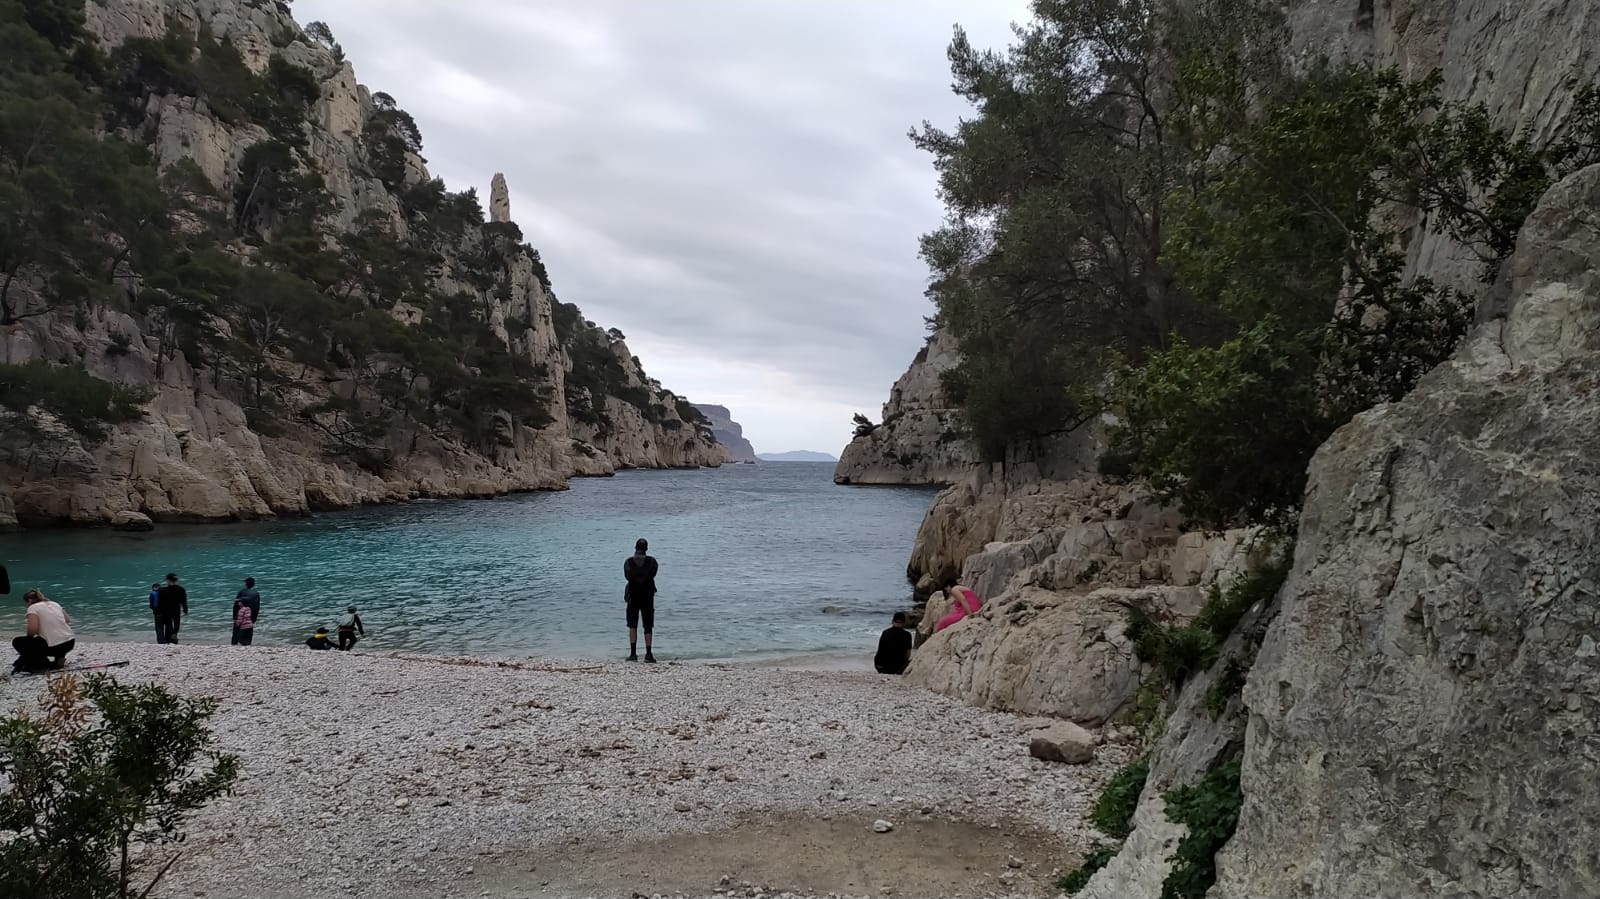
[624,538,658,663]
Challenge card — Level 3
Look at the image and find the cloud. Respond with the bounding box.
[294,0,1030,454]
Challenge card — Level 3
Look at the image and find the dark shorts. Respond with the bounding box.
[626,599,655,632]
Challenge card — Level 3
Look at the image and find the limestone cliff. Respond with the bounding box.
[1071,6,1600,897]
[691,404,758,462]
[1214,162,1600,899]
[906,479,1264,725]
[0,0,723,529]
[833,328,977,486]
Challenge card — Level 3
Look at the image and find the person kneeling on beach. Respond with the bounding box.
[874,611,912,675]
[306,626,335,650]
[12,589,76,674]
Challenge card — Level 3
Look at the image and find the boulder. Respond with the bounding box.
[1216,165,1600,898]
[906,585,1197,725]
[1028,721,1096,764]
[111,511,155,532]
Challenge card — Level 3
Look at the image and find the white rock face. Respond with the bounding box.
[1213,165,1600,898]
[905,480,1264,724]
[1285,0,1600,296]
[691,404,757,462]
[0,0,725,527]
[833,329,977,485]
[490,172,510,223]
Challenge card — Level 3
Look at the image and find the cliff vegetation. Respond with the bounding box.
[0,0,723,527]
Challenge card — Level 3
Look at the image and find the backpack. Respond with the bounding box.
[234,603,254,630]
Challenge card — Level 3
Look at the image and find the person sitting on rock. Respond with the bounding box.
[12,589,76,674]
[933,579,983,633]
[874,611,913,675]
[306,626,335,650]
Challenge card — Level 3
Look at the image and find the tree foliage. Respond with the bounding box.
[0,675,240,899]
[925,0,1600,528]
[0,362,151,440]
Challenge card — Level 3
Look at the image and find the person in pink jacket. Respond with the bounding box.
[934,579,983,632]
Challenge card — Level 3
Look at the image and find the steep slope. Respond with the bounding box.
[691,403,757,462]
[1070,5,1600,897]
[0,0,723,529]
[833,328,977,485]
[1215,162,1600,899]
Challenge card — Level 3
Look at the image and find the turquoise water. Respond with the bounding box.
[0,463,936,660]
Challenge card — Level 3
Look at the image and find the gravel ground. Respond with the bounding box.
[0,642,1133,899]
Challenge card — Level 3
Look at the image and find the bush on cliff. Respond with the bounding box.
[1091,755,1150,840]
[919,0,1600,530]
[0,362,151,441]
[0,675,239,899]
[1128,556,1289,687]
[1160,759,1244,899]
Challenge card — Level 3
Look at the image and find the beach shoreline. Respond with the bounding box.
[0,641,1127,899]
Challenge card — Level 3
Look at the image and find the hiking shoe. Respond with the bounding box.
[627,652,638,662]
[644,652,656,663]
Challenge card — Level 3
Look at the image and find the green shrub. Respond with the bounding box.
[0,675,239,899]
[1204,656,1250,719]
[1091,756,1149,840]
[1161,759,1244,899]
[0,362,151,441]
[1057,843,1117,894]
[1128,555,1289,686]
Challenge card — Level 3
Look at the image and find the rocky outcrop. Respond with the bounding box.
[692,404,758,462]
[905,479,1262,724]
[490,172,510,224]
[1286,0,1600,297]
[1212,164,1600,898]
[834,329,977,485]
[0,0,723,528]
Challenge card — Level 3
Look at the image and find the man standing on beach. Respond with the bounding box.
[154,572,188,644]
[624,538,658,663]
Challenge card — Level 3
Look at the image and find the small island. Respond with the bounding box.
[757,451,839,463]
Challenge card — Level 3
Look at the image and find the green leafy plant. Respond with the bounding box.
[0,674,240,899]
[1057,843,1117,894]
[1204,656,1250,719]
[1091,756,1150,840]
[1127,557,1289,686]
[1161,759,1244,899]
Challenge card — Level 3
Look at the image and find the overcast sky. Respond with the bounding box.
[295,0,1029,456]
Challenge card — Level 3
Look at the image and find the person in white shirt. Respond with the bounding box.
[12,589,76,674]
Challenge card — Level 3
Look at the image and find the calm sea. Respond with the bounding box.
[0,463,936,661]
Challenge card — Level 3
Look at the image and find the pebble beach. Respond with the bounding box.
[0,642,1131,899]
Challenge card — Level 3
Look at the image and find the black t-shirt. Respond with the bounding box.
[874,626,912,674]
[155,584,188,617]
[624,553,658,602]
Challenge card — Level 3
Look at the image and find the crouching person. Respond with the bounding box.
[12,589,76,674]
